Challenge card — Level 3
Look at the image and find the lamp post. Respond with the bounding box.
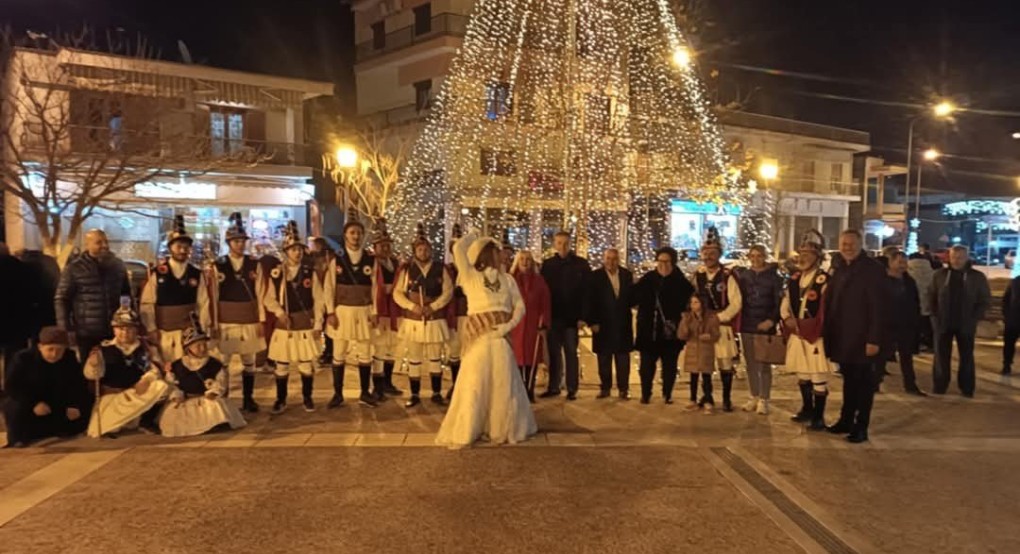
[758,159,780,253]
[331,144,361,216]
[904,101,956,251]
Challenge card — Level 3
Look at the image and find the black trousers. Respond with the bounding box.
[3,400,90,445]
[1004,326,1019,370]
[597,352,630,393]
[934,330,976,395]
[887,334,919,391]
[917,314,934,351]
[837,363,880,433]
[546,326,580,394]
[638,342,682,400]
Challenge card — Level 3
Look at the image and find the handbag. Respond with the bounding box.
[752,333,787,365]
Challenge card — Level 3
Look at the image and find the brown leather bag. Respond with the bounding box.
[752,334,787,365]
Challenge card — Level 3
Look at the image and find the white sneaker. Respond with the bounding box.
[684,401,699,411]
[742,397,758,412]
[703,404,714,415]
[757,399,770,415]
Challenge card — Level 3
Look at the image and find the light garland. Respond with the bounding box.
[390,0,743,262]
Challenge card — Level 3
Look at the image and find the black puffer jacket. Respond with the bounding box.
[54,253,130,340]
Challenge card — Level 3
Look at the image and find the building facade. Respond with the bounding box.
[1,46,333,263]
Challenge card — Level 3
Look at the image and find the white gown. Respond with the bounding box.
[435,233,538,448]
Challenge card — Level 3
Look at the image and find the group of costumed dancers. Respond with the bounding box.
[84,213,536,448]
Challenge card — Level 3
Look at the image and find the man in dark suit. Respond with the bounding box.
[586,248,634,399]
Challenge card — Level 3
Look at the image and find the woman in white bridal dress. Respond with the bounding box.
[435,231,538,448]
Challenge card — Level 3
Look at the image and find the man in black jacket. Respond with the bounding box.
[539,231,591,401]
[631,247,694,404]
[585,248,634,399]
[884,251,926,395]
[54,229,131,359]
[3,327,91,447]
[930,246,991,396]
[823,230,888,443]
[1,244,32,375]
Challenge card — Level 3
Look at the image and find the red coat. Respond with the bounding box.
[511,271,551,367]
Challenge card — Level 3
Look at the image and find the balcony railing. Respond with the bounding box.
[356,13,469,63]
[716,110,870,146]
[22,124,315,167]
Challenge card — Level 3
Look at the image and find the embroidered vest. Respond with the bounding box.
[170,358,224,396]
[99,343,150,389]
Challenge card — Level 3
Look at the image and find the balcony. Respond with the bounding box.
[777,176,861,197]
[356,13,468,63]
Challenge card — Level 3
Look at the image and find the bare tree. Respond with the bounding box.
[0,28,255,263]
[324,121,413,224]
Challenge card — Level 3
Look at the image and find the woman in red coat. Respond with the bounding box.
[510,251,551,402]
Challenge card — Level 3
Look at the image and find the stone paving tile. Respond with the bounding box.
[400,433,438,447]
[304,433,360,447]
[546,432,596,446]
[253,433,312,447]
[354,433,407,447]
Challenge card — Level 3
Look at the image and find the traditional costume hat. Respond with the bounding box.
[167,215,193,247]
[798,229,826,255]
[701,226,722,252]
[281,220,306,251]
[370,218,393,245]
[342,206,364,233]
[182,312,210,348]
[225,212,249,241]
[110,296,141,328]
[412,222,430,249]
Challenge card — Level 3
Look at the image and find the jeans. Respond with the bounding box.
[934,330,976,395]
[638,342,682,400]
[597,352,630,393]
[546,325,580,394]
[740,333,773,400]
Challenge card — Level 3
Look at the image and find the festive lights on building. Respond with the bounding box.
[391,0,743,261]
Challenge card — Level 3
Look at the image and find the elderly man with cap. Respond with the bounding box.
[159,314,247,437]
[781,230,833,431]
[264,221,325,414]
[141,215,211,366]
[3,326,91,447]
[690,227,743,412]
[393,224,454,407]
[209,212,266,413]
[369,219,404,399]
[325,214,382,408]
[84,299,168,437]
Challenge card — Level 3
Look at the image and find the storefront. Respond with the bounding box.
[669,199,741,253]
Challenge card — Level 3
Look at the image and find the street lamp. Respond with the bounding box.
[672,46,692,69]
[758,159,779,181]
[1012,132,1020,140]
[915,148,941,221]
[335,145,358,169]
[923,148,941,162]
[932,101,957,118]
[904,101,956,247]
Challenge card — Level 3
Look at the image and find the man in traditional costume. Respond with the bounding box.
[781,230,832,430]
[325,216,382,407]
[209,212,266,413]
[264,221,325,414]
[690,227,743,412]
[85,301,168,437]
[444,224,467,400]
[160,314,246,437]
[393,224,453,407]
[141,215,210,366]
[370,219,403,398]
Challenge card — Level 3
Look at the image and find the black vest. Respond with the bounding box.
[170,358,224,396]
[154,261,202,306]
[99,343,150,389]
[695,268,731,312]
[405,262,444,298]
[271,260,316,315]
[789,269,827,319]
[378,258,397,285]
[334,249,375,286]
[215,255,259,302]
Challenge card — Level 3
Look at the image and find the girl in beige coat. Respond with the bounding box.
[678,295,721,413]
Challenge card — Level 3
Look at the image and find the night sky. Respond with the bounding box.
[4,0,1019,196]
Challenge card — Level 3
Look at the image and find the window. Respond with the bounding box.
[480,148,517,176]
[209,108,245,156]
[829,162,844,191]
[485,81,512,120]
[413,3,432,36]
[822,217,842,247]
[414,80,432,112]
[372,21,385,50]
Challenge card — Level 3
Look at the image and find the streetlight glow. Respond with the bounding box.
[758,160,779,181]
[932,101,956,118]
[1012,132,1020,140]
[335,145,358,169]
[672,46,692,69]
[923,148,941,161]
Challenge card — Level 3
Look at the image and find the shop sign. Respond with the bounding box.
[134,181,217,200]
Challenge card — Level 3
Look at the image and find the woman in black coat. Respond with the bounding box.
[630,247,695,404]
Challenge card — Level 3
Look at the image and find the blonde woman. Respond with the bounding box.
[509,251,551,402]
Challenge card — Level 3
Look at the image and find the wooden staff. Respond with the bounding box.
[529,315,545,394]
[93,347,104,439]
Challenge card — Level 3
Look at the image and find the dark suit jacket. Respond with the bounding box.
[823,251,888,364]
[585,267,634,354]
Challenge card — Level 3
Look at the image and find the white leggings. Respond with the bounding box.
[274,361,314,378]
[406,342,443,378]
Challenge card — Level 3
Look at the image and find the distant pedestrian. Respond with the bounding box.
[1002,273,1020,375]
[907,253,936,351]
[734,245,783,415]
[585,248,634,400]
[678,295,720,413]
[909,243,942,270]
[885,251,926,395]
[539,231,590,401]
[929,246,990,396]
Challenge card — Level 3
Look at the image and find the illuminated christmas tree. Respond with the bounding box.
[391,0,747,262]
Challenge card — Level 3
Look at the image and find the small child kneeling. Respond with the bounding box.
[678,295,721,414]
[160,314,247,437]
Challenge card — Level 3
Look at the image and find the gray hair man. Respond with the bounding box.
[929,245,991,397]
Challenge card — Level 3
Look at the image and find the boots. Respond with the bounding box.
[808,394,827,430]
[358,365,377,407]
[328,365,345,409]
[301,375,315,412]
[371,373,387,403]
[721,371,734,412]
[405,378,422,407]
[271,376,288,414]
[430,373,446,405]
[241,372,259,413]
[446,361,460,401]
[383,361,403,395]
[791,381,813,422]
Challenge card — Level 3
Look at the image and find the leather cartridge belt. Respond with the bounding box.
[218,300,259,324]
[407,292,445,321]
[156,304,195,331]
[335,284,372,307]
[280,310,314,331]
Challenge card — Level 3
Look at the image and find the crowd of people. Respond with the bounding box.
[0,215,1000,448]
